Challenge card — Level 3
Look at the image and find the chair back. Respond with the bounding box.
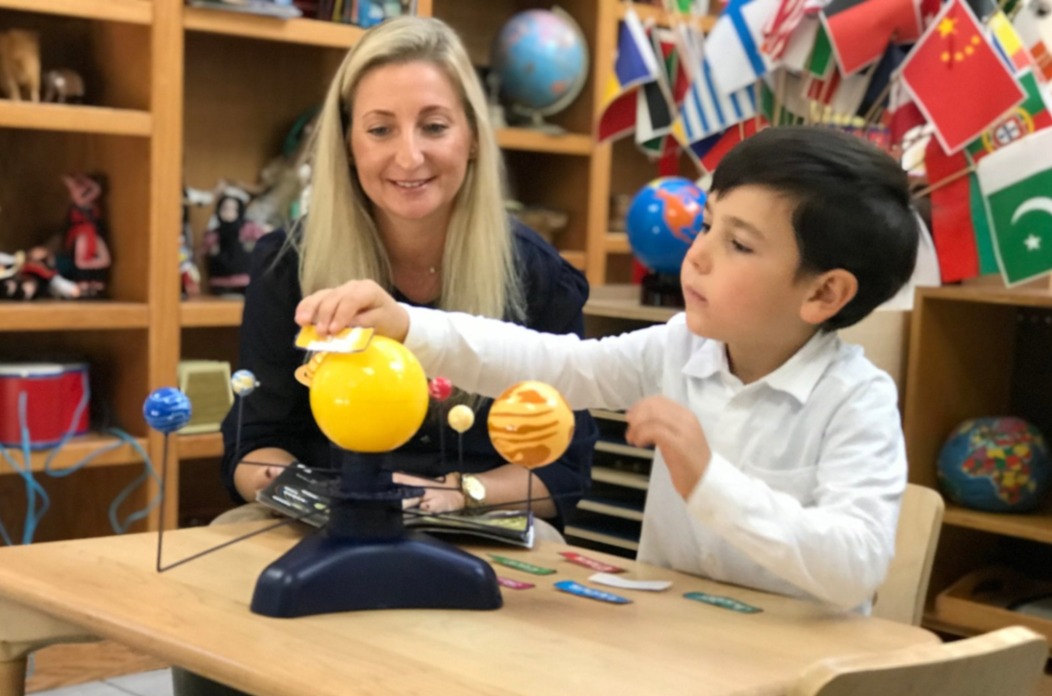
[790,626,1048,696]
[872,483,944,625]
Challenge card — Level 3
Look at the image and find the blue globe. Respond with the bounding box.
[491,9,588,115]
[626,177,707,275]
[143,387,192,435]
[937,417,1052,513]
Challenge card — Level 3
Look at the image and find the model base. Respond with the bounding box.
[640,272,684,308]
[250,530,503,617]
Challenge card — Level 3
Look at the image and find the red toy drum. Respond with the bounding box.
[0,362,90,449]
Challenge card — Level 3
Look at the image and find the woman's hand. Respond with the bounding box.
[295,279,410,341]
[394,472,466,514]
[626,396,712,499]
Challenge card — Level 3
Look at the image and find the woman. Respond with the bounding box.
[221,15,595,530]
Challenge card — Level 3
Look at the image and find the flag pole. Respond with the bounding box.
[913,164,975,198]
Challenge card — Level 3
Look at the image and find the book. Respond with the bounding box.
[257,462,535,548]
[187,0,303,20]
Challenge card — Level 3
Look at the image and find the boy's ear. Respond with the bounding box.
[800,269,858,326]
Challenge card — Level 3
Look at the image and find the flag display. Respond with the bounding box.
[597,9,660,143]
[1013,1,1052,81]
[966,70,1052,164]
[822,0,923,75]
[925,137,980,282]
[678,61,759,141]
[977,128,1052,285]
[705,0,779,94]
[901,0,1025,154]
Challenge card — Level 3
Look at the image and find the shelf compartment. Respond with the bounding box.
[584,284,679,323]
[0,432,147,475]
[577,498,645,522]
[0,102,151,136]
[596,440,654,460]
[184,7,365,48]
[565,514,641,552]
[605,232,631,254]
[0,101,152,136]
[496,128,592,156]
[1,302,149,331]
[0,0,151,24]
[180,298,245,328]
[591,408,627,423]
[178,432,224,460]
[943,504,1052,545]
[591,466,649,491]
[933,566,1052,648]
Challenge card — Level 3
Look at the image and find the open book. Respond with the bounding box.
[257,462,535,548]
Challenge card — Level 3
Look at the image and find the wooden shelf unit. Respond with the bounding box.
[1,1,699,541]
[0,433,148,474]
[904,285,1052,644]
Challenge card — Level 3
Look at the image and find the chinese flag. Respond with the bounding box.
[901,0,1025,154]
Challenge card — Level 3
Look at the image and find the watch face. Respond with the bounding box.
[463,475,486,503]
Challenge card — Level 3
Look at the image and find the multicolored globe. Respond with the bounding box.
[308,336,428,453]
[626,177,707,275]
[937,417,1052,513]
[491,8,588,116]
[488,380,574,469]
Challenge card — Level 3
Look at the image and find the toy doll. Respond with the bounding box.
[60,173,111,298]
[0,29,41,102]
[200,187,266,295]
[1,247,80,300]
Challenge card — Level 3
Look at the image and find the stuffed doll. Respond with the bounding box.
[200,187,266,295]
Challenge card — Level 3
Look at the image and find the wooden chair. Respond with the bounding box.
[872,483,945,625]
[789,626,1048,696]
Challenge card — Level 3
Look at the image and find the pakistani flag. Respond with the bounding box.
[977,128,1052,285]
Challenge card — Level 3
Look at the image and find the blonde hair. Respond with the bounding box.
[301,16,523,321]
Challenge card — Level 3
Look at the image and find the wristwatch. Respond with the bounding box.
[460,473,487,510]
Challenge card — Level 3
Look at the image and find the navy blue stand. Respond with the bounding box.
[251,449,502,617]
[640,272,684,308]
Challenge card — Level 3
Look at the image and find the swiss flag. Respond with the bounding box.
[901,0,1025,154]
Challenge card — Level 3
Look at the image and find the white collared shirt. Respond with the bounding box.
[405,308,906,610]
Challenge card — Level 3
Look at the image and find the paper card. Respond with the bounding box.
[683,591,762,613]
[560,551,625,573]
[294,326,374,353]
[497,576,535,590]
[588,572,672,592]
[554,580,632,604]
[489,555,556,575]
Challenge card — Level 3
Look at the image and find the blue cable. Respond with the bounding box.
[105,429,160,534]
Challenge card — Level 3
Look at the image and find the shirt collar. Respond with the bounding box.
[682,330,840,404]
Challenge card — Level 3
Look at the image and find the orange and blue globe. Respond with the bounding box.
[491,9,588,114]
[626,177,707,275]
[937,417,1052,513]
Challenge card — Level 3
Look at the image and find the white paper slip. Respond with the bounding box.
[589,572,672,591]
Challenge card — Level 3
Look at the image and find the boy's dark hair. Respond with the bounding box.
[710,127,918,331]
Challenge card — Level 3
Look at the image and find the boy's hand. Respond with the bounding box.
[295,279,409,342]
[626,396,711,499]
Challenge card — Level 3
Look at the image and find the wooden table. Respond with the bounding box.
[0,522,937,696]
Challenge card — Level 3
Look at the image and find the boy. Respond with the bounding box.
[295,127,919,611]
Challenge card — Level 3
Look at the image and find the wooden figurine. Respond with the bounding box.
[60,173,111,298]
[42,68,85,104]
[0,29,41,102]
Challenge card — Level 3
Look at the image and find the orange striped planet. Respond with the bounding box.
[487,380,574,469]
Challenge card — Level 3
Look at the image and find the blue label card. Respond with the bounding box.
[555,580,633,604]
